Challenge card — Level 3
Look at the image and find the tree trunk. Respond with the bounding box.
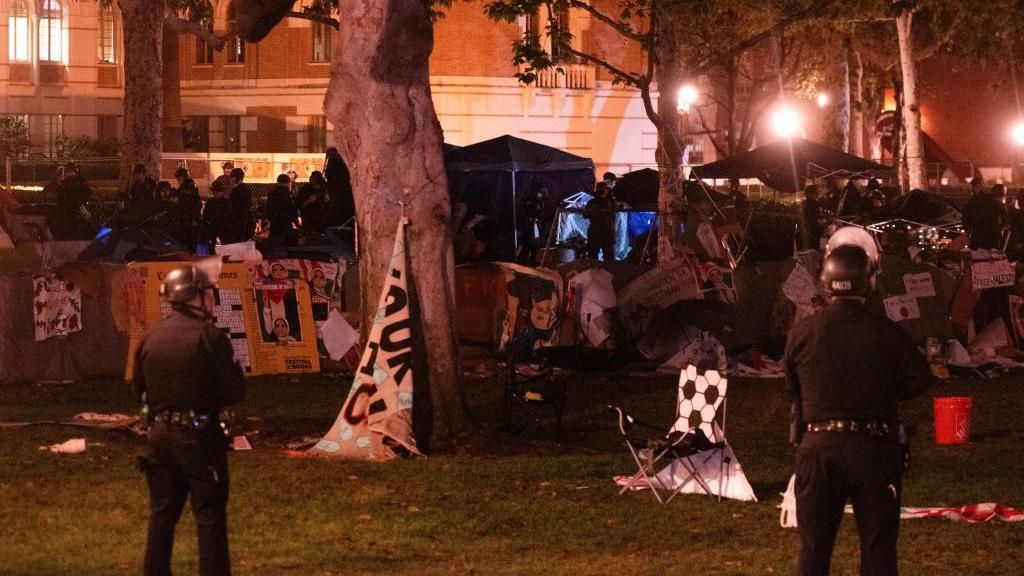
[324,0,467,449]
[895,9,926,191]
[162,27,184,152]
[835,40,851,152]
[118,0,164,191]
[652,11,686,265]
[850,41,864,158]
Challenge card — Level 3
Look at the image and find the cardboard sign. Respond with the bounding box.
[126,261,320,379]
[884,295,921,322]
[618,258,703,335]
[971,260,1015,290]
[311,221,420,460]
[903,272,936,298]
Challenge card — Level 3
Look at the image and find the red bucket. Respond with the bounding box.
[933,397,972,444]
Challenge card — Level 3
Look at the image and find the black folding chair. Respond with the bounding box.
[498,333,567,443]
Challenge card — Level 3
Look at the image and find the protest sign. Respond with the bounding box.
[311,220,420,460]
[33,276,82,341]
[903,272,936,298]
[971,260,1015,290]
[884,295,921,322]
[618,258,702,335]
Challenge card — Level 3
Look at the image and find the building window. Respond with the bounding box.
[39,0,65,64]
[307,115,326,152]
[312,21,331,62]
[195,19,214,64]
[223,116,240,152]
[97,3,116,63]
[97,115,118,142]
[8,0,30,62]
[184,116,209,152]
[44,115,64,157]
[684,136,705,165]
[226,3,245,64]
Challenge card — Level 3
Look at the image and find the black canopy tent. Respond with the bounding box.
[446,135,595,260]
[691,137,893,193]
[613,167,660,209]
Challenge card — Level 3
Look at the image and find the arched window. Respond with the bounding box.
[8,0,30,62]
[226,2,245,64]
[38,0,65,63]
[97,2,116,63]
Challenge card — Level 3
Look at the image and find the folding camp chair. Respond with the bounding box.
[498,333,567,443]
[613,365,731,503]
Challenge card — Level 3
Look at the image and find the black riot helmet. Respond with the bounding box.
[820,245,875,298]
[159,259,222,304]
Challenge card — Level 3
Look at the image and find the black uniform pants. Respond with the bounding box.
[796,432,902,576]
[143,422,231,576]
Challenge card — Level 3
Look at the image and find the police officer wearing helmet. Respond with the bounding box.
[784,227,931,575]
[134,260,246,575]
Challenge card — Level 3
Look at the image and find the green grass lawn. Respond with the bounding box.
[1,366,1022,575]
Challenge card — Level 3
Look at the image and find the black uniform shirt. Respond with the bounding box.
[784,299,931,424]
[134,308,247,414]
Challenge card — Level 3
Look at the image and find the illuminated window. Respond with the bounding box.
[8,0,30,62]
[307,115,326,152]
[39,0,65,63]
[97,3,116,63]
[44,114,63,157]
[312,21,331,62]
[223,116,240,152]
[226,3,245,64]
[195,19,214,64]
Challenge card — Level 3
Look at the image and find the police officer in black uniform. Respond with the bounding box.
[134,261,246,575]
[785,232,931,576]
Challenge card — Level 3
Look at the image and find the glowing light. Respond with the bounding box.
[771,105,802,139]
[1012,121,1024,146]
[677,84,698,112]
[816,92,829,108]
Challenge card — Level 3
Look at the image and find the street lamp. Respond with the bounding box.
[1011,121,1024,146]
[677,84,698,112]
[770,105,802,139]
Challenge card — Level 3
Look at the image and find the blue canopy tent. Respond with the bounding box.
[446,135,595,261]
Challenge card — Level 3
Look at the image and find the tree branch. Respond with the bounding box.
[164,14,225,49]
[561,44,643,87]
[694,0,840,74]
[568,0,645,43]
[284,10,340,30]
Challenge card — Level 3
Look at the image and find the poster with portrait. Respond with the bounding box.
[251,259,345,355]
[249,279,320,374]
[33,276,83,342]
[497,264,563,355]
[696,262,736,304]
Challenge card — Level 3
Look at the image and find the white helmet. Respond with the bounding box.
[826,226,880,269]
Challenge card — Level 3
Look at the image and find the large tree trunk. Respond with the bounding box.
[849,40,865,158]
[162,27,183,152]
[895,9,926,191]
[118,0,164,191]
[825,39,851,152]
[652,8,686,265]
[324,0,467,449]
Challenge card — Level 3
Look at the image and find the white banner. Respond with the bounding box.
[310,220,421,460]
[33,276,83,342]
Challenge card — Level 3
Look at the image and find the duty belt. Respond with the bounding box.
[807,419,893,437]
[151,409,225,432]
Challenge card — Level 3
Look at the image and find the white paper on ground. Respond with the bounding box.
[44,438,86,454]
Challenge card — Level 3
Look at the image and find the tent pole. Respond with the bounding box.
[512,170,519,259]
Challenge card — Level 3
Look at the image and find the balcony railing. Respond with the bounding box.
[534,64,594,90]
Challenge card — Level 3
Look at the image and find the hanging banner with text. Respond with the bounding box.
[971,259,1015,290]
[310,220,421,461]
